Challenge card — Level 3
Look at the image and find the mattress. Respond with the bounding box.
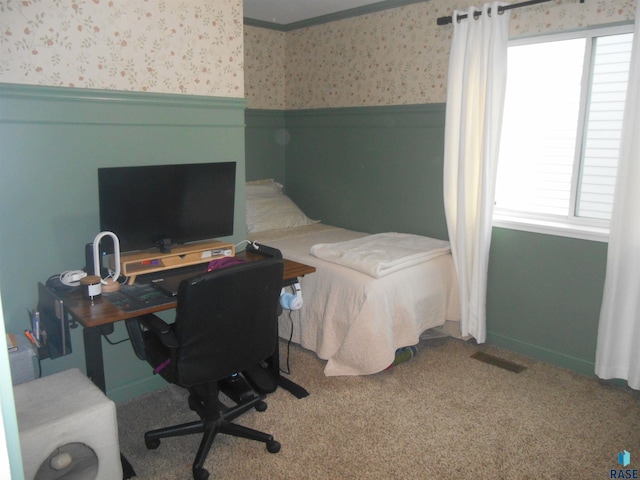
[250,224,461,376]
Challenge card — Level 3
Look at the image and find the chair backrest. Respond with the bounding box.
[173,258,284,387]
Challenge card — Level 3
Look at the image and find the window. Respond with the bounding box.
[494,25,634,242]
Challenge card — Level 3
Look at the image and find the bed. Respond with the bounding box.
[246,179,461,376]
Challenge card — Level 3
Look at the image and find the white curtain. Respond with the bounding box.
[443,2,509,343]
[595,0,640,390]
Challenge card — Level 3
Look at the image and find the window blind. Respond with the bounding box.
[576,33,633,219]
[495,29,634,226]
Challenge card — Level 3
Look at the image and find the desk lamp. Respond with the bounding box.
[92,231,121,292]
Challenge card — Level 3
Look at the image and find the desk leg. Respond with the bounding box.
[82,326,136,477]
[83,325,110,393]
[272,280,309,399]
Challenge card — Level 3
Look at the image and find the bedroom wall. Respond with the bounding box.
[0,0,246,403]
[283,0,635,109]
[245,109,288,184]
[244,26,286,109]
[284,104,448,239]
[243,0,636,376]
[243,24,287,184]
[0,0,244,96]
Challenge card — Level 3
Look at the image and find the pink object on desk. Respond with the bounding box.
[206,256,245,272]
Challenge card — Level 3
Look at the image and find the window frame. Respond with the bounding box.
[492,23,635,243]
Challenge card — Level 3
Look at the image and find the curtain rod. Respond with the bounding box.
[436,0,585,26]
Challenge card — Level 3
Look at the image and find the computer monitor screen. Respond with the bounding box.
[98,162,236,254]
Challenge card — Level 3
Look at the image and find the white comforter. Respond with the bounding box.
[250,224,461,376]
[310,232,451,278]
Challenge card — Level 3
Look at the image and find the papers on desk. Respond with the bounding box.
[6,333,18,352]
[103,283,174,313]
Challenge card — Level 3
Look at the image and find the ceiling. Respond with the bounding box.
[243,0,416,28]
[243,0,382,25]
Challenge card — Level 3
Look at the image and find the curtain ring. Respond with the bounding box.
[473,10,481,20]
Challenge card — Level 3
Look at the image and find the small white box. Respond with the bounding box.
[14,368,123,480]
[9,334,37,385]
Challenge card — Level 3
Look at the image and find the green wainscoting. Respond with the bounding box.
[487,228,607,375]
[0,83,247,401]
[285,104,449,240]
[246,103,609,377]
[245,109,287,184]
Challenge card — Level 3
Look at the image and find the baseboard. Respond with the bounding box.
[486,332,595,377]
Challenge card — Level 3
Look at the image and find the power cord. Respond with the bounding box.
[102,334,131,346]
[280,309,295,375]
[235,239,252,250]
[59,270,87,287]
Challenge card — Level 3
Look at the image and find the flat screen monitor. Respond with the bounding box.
[98,162,236,254]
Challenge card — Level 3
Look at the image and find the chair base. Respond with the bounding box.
[144,389,280,480]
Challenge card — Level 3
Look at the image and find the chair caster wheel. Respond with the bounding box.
[267,439,281,453]
[255,400,268,412]
[145,436,160,450]
[193,467,209,480]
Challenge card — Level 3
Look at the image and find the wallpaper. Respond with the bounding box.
[0,0,244,97]
[244,25,285,109]
[0,0,634,106]
[245,0,636,110]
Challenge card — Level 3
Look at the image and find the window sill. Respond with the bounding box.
[492,214,609,243]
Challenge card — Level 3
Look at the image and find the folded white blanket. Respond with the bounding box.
[310,232,450,278]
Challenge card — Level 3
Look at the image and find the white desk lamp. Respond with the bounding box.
[92,231,121,292]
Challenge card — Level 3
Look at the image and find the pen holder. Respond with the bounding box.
[36,345,50,360]
[80,275,102,301]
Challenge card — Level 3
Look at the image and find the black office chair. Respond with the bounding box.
[139,258,284,480]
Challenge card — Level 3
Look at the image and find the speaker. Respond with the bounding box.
[14,368,122,480]
[84,243,95,276]
[35,443,98,479]
[280,282,303,310]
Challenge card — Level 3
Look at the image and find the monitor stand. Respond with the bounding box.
[155,238,172,253]
[112,239,235,285]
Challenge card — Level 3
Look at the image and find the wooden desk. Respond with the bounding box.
[59,255,315,393]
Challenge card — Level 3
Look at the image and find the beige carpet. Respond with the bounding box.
[117,337,640,479]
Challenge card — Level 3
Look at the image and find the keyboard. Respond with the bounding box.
[143,264,207,297]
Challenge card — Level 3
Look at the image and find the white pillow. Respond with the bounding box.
[246,178,284,197]
[246,180,319,233]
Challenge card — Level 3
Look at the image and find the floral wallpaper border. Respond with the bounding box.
[0,0,244,97]
[0,0,635,108]
[246,0,636,109]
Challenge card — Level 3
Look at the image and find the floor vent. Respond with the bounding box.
[471,351,527,373]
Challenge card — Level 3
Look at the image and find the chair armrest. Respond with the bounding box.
[139,313,179,349]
